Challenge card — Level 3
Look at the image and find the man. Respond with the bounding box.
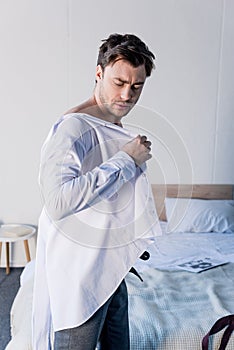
[32,33,161,350]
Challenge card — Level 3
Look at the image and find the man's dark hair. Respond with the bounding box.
[97,33,155,77]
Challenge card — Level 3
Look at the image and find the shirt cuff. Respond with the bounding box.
[110,150,137,182]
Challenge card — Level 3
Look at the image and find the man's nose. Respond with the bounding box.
[120,86,132,100]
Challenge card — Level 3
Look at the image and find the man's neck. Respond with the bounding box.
[64,96,122,125]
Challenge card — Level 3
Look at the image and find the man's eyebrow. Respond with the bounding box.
[114,77,145,85]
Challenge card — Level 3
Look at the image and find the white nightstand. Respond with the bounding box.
[0,224,36,274]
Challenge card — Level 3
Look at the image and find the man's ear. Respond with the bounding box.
[96,65,103,81]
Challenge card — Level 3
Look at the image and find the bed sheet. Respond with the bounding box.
[134,229,234,272]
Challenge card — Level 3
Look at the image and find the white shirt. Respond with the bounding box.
[32,113,161,349]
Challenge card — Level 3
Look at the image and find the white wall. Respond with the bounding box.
[0,0,233,265]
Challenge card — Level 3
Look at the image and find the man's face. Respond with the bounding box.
[95,59,147,122]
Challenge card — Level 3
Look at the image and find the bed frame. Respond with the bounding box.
[151,184,234,221]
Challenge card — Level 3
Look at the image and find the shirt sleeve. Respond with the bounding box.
[39,115,137,221]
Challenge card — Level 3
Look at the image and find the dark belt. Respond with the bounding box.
[202,314,234,350]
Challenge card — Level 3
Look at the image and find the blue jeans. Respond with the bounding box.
[54,280,129,350]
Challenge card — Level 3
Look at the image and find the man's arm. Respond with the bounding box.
[40,117,151,222]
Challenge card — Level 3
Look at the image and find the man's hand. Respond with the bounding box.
[122,135,152,166]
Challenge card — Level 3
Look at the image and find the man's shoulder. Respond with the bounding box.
[48,113,95,143]
[57,112,92,128]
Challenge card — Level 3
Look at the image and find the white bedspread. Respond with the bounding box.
[127,263,234,349]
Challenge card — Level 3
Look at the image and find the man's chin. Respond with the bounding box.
[112,106,133,118]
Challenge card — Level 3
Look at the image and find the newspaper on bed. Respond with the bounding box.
[176,257,229,273]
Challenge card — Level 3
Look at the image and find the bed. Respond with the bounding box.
[6,184,234,350]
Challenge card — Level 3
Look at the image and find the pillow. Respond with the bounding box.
[165,198,234,233]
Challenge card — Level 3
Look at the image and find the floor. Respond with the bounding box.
[0,267,23,350]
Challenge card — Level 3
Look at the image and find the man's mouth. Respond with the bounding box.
[114,102,132,109]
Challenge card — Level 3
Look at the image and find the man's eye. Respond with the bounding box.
[114,81,123,86]
[132,85,142,90]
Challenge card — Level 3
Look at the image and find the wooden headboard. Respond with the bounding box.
[151,184,234,221]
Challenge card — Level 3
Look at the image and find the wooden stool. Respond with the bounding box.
[0,224,36,274]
